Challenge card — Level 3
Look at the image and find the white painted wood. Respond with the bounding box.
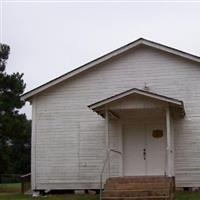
[105,110,109,151]
[119,122,123,177]
[105,109,110,177]
[170,114,175,177]
[123,121,166,176]
[166,106,172,177]
[123,124,146,176]
[30,45,200,189]
[31,98,37,190]
[146,123,166,175]
[108,119,121,178]
[22,38,200,101]
[89,89,183,111]
[79,122,105,181]
[106,95,167,110]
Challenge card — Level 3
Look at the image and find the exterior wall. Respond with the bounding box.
[32,46,200,189]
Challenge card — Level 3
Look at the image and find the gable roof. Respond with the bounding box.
[88,88,185,116]
[22,38,200,101]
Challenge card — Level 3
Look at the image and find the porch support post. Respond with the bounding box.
[166,106,172,177]
[105,108,110,177]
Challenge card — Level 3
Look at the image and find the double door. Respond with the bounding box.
[123,123,166,176]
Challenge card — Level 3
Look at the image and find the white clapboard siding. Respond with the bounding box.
[106,94,167,110]
[32,46,200,189]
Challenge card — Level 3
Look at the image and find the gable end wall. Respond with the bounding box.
[32,46,200,189]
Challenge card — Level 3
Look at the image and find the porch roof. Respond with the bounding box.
[88,88,185,116]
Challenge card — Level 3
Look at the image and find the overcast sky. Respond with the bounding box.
[1,1,200,118]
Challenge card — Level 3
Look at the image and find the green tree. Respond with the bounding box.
[0,43,31,175]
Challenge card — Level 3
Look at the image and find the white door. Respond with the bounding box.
[123,124,166,176]
[146,124,166,175]
[123,124,146,176]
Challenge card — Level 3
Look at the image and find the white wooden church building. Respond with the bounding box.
[22,38,200,192]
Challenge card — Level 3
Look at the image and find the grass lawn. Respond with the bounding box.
[0,194,98,200]
[0,183,21,193]
[1,184,200,199]
[175,191,200,200]
[1,192,200,200]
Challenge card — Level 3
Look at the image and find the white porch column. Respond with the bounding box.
[166,106,172,177]
[105,109,110,177]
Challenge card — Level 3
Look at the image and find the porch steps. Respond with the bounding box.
[102,176,175,200]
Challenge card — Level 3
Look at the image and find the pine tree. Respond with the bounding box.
[0,43,31,175]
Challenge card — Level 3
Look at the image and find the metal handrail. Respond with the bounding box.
[100,149,121,200]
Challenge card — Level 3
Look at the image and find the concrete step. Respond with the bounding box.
[103,189,170,197]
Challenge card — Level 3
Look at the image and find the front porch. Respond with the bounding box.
[88,88,185,199]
